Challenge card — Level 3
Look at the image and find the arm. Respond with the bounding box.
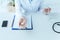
[15,0,27,28]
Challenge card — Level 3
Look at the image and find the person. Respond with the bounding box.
[15,0,51,29]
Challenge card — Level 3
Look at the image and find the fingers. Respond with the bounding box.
[19,17,27,29]
[43,7,51,15]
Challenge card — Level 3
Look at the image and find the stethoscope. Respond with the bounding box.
[52,22,60,34]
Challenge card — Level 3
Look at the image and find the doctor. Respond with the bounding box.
[15,0,51,28]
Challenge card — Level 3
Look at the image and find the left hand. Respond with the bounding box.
[43,7,51,15]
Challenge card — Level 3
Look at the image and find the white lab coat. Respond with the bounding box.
[15,0,43,17]
[20,0,42,12]
[14,0,43,29]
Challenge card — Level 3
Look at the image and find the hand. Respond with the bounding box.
[19,17,27,29]
[43,7,51,15]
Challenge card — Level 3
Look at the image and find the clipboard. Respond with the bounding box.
[12,15,33,30]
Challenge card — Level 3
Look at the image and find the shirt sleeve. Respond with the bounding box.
[15,0,25,18]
